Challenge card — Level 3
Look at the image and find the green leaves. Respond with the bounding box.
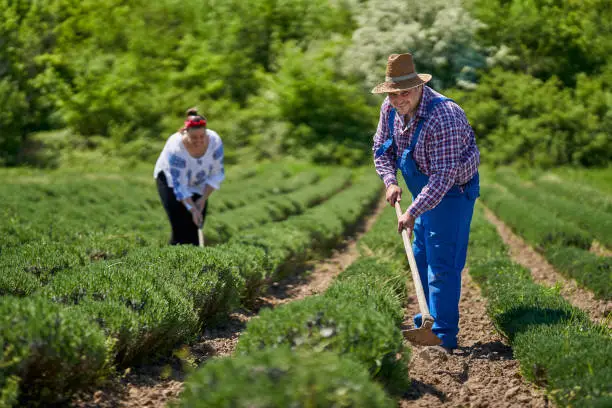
[448,67,612,168]
[469,205,612,407]
[179,349,394,408]
[0,78,27,165]
[236,295,403,378]
[0,295,111,406]
[243,41,379,164]
[1,0,611,168]
[0,165,385,405]
[470,0,612,86]
[0,0,365,165]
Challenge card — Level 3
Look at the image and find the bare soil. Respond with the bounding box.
[399,269,549,408]
[484,207,612,326]
[74,198,597,408]
[590,240,612,258]
[71,196,387,408]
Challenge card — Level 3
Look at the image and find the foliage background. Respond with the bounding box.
[1,0,610,169]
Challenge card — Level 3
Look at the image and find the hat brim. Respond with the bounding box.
[371,74,432,94]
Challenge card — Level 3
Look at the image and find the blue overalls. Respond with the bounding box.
[375,97,480,349]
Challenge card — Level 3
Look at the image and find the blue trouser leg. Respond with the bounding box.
[412,214,428,329]
[421,194,475,349]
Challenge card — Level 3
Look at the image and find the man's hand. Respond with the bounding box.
[398,211,416,238]
[190,208,203,228]
[385,184,402,206]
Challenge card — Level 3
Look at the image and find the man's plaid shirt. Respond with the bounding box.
[372,86,480,218]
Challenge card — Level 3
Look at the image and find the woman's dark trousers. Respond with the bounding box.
[156,172,208,245]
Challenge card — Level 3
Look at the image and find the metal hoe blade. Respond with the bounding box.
[402,316,442,346]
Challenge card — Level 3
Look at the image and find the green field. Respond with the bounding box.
[0,161,392,405]
[1,0,611,406]
[1,162,611,406]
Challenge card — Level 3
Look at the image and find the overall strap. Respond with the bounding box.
[400,97,453,171]
[427,97,453,114]
[408,97,453,152]
[375,97,452,159]
[374,108,396,158]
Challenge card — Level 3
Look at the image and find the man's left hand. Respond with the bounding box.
[398,211,416,237]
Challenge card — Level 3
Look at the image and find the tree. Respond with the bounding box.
[470,0,612,86]
[343,0,489,90]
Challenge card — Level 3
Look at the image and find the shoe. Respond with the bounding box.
[413,313,422,328]
[419,345,453,362]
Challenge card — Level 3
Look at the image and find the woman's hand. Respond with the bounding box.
[195,196,207,212]
[386,184,402,206]
[398,211,416,238]
[190,207,203,228]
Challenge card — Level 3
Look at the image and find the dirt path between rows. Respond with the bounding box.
[483,206,612,326]
[400,270,549,408]
[590,240,612,258]
[72,196,388,408]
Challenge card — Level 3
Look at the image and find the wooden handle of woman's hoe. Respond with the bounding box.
[394,202,432,320]
[198,225,205,247]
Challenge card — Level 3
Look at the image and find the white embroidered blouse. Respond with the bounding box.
[154,129,225,201]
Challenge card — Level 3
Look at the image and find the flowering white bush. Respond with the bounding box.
[343,0,489,90]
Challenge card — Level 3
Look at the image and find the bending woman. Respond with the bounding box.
[154,108,225,245]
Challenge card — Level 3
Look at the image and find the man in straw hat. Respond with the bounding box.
[373,53,480,354]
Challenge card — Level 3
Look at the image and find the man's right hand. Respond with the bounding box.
[191,208,203,228]
[385,184,402,206]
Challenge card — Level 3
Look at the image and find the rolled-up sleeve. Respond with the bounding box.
[372,98,398,188]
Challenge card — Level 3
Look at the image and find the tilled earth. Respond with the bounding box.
[72,202,607,408]
[484,207,611,327]
[71,197,387,408]
[400,270,549,408]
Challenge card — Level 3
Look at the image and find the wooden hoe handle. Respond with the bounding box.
[394,202,433,320]
[198,223,205,248]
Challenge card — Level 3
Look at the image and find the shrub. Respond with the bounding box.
[469,205,612,407]
[177,348,393,408]
[534,177,612,215]
[328,258,405,324]
[470,0,612,86]
[242,41,378,164]
[0,296,111,406]
[358,206,407,259]
[344,0,489,90]
[335,256,406,301]
[448,68,612,168]
[236,295,403,380]
[515,324,612,408]
[545,246,611,301]
[480,184,591,250]
[44,256,201,365]
[494,168,612,248]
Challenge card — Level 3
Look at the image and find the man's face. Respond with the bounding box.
[388,85,423,115]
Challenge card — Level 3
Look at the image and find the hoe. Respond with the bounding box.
[395,202,442,346]
[198,221,205,247]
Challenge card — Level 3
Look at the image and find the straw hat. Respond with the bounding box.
[371,53,432,94]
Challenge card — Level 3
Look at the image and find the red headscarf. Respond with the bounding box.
[184,118,207,129]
